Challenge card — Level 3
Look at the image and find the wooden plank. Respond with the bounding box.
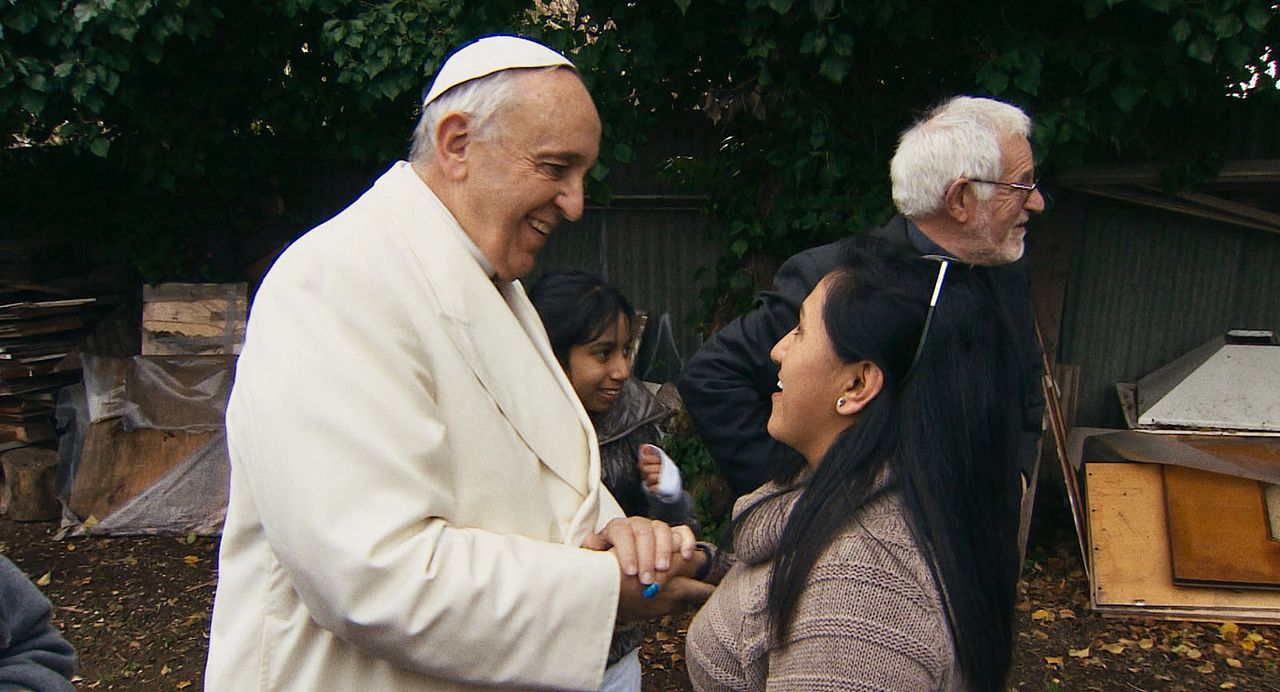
[1181,436,1280,468]
[0,370,81,397]
[14,391,55,404]
[1037,319,1087,574]
[1060,159,1280,185]
[0,361,55,379]
[0,408,52,423]
[0,313,86,338]
[1067,186,1280,236]
[1178,190,1280,229]
[1087,462,1280,624]
[68,420,216,522]
[0,420,54,444]
[0,297,99,320]
[1095,603,1280,625]
[141,283,247,356]
[0,398,50,415]
[1164,465,1280,589]
[0,336,78,361]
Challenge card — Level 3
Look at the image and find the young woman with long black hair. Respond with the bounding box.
[686,241,1024,690]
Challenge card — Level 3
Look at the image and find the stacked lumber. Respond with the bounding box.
[141,283,247,356]
[0,241,128,448]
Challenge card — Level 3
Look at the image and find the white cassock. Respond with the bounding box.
[206,162,625,691]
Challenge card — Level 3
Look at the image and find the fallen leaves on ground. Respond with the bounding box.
[1015,529,1280,691]
[4,519,1279,691]
[2,520,220,689]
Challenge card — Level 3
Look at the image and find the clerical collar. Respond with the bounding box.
[445,219,499,281]
[399,161,502,281]
[905,219,950,258]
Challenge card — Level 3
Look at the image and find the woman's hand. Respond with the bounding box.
[582,517,713,621]
[582,516,697,584]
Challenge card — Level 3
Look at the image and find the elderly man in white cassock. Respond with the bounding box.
[205,35,711,692]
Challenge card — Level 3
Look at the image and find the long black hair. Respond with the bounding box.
[757,239,1023,691]
[527,269,635,367]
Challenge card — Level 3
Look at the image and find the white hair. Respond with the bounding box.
[890,96,1032,218]
[408,65,569,163]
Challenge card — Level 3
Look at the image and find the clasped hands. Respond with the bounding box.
[581,516,714,621]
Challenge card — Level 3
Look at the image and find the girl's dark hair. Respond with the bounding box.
[527,269,635,366]
[756,239,1022,691]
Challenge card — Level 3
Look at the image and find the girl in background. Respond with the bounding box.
[530,269,701,687]
[528,269,698,530]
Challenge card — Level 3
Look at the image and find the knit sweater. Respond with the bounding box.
[686,478,961,691]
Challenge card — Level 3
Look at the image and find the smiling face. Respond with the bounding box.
[960,133,1045,265]
[452,69,601,280]
[566,312,631,413]
[767,278,859,465]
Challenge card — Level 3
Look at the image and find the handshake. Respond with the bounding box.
[581,443,714,621]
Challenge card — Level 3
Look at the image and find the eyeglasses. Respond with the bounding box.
[969,178,1039,197]
[905,254,951,379]
[970,177,1054,211]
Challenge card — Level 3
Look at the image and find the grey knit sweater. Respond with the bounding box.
[686,478,961,691]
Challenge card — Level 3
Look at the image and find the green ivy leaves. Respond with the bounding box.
[0,0,1274,293]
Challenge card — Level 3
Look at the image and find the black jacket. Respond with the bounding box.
[677,215,1045,495]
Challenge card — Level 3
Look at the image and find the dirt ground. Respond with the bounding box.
[2,510,1278,691]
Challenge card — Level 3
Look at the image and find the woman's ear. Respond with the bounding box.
[434,112,472,181]
[835,361,884,416]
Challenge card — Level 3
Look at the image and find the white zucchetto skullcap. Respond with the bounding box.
[421,35,574,108]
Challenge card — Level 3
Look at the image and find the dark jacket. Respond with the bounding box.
[594,377,697,528]
[677,215,1045,495]
[0,555,77,692]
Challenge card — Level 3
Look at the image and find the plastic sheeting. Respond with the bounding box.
[82,353,236,432]
[88,434,229,536]
[60,354,235,536]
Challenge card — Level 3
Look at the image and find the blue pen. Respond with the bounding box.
[642,582,661,599]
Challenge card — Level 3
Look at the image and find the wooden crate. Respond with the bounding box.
[1086,462,1280,624]
[141,283,247,356]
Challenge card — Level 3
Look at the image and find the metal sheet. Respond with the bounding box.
[1140,344,1280,431]
[1057,191,1280,428]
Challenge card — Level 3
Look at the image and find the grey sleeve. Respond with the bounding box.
[0,557,77,692]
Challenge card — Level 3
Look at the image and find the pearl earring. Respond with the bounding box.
[836,397,847,409]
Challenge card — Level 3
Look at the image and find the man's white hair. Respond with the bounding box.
[890,96,1031,218]
[408,66,566,163]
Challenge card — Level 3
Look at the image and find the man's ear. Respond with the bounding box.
[835,361,884,416]
[434,112,472,181]
[943,178,971,224]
